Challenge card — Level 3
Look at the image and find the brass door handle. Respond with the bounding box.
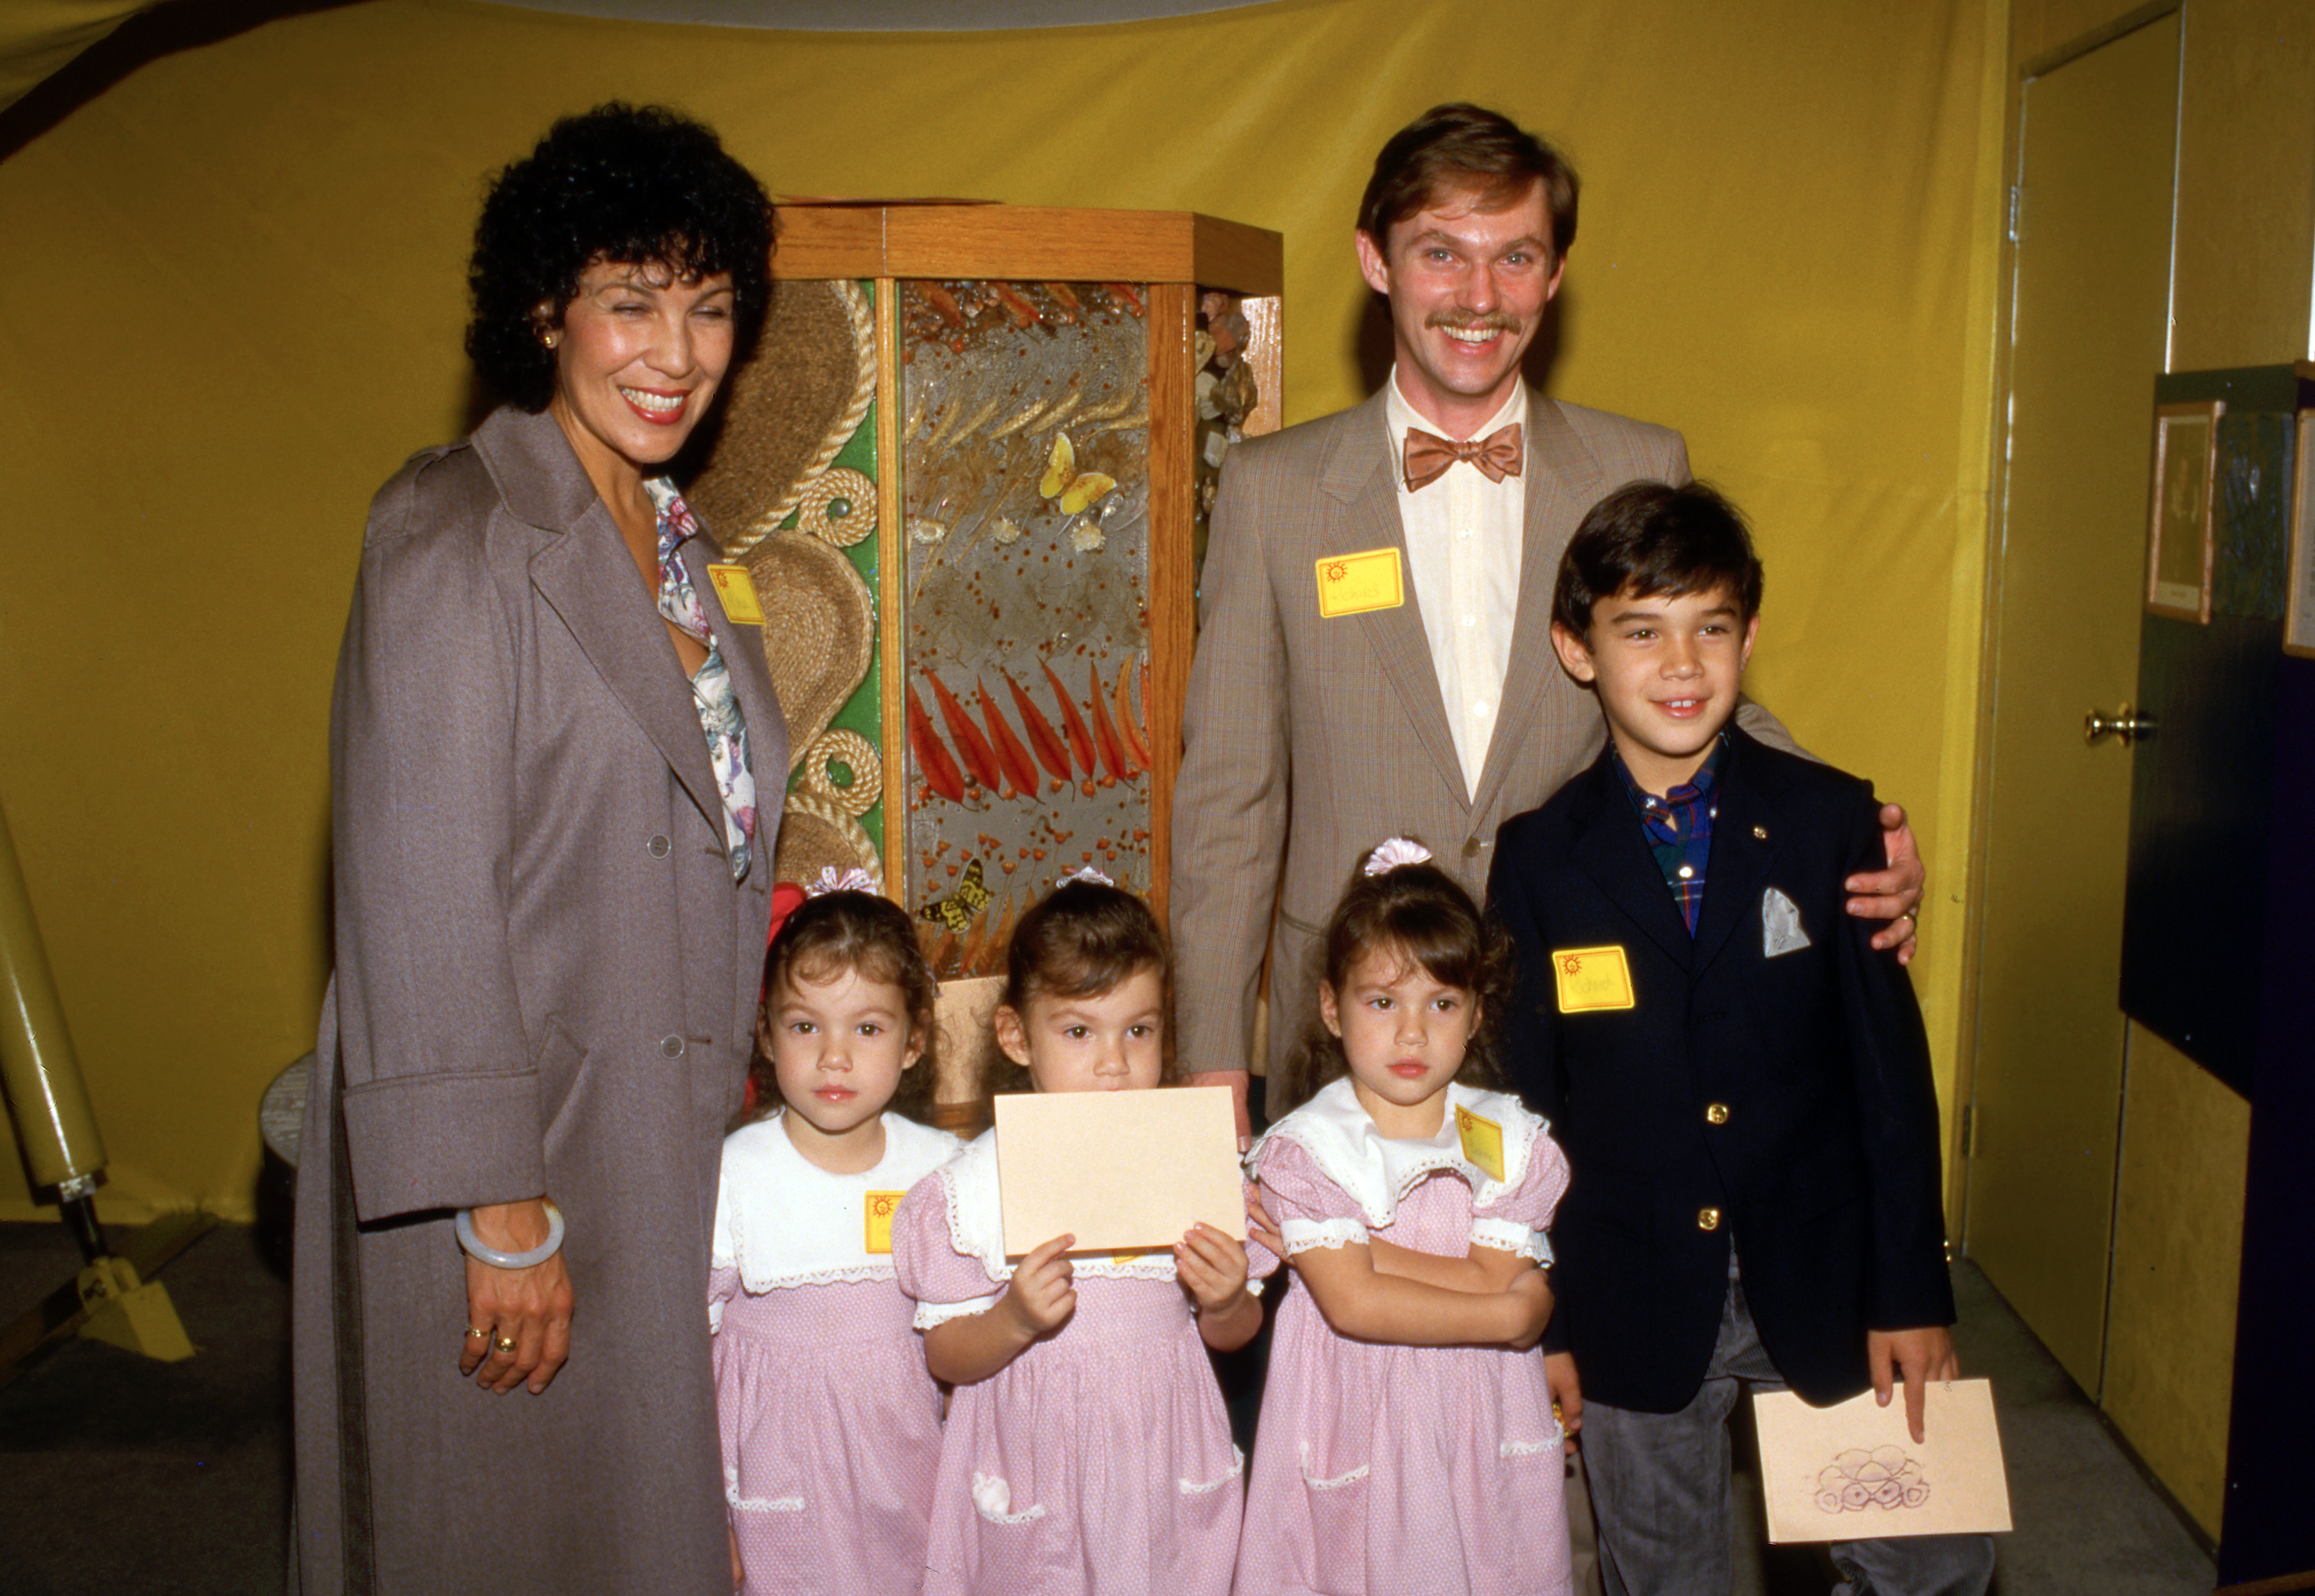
[2084,703,2156,746]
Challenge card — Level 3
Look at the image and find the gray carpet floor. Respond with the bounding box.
[0,1215,2217,1595]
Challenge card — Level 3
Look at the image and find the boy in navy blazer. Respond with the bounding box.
[1487,483,1993,1595]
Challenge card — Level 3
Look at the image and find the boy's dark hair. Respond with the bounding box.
[1357,103,1579,260]
[754,891,940,1125]
[1279,844,1513,1114]
[467,102,776,412]
[993,878,1179,1094]
[1552,480,1765,640]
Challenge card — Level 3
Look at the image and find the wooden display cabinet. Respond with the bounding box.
[688,203,1283,1010]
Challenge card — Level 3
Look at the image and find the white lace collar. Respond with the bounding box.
[713,1112,965,1292]
[938,1127,1188,1283]
[1251,1078,1545,1228]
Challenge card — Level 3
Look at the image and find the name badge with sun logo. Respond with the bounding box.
[1314,548,1404,617]
[864,1192,905,1255]
[1454,1105,1508,1183]
[1552,946,1635,1013]
[704,564,764,625]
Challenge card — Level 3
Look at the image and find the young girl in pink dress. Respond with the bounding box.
[710,884,967,1595]
[1236,839,1572,1596]
[893,874,1272,1596]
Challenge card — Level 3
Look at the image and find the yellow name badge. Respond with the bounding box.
[1314,547,1405,617]
[1455,1105,1507,1184]
[705,563,764,625]
[864,1191,905,1255]
[1553,946,1636,1013]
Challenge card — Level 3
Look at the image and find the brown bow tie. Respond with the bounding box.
[1402,422,1523,492]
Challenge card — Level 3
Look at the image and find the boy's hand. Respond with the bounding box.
[1846,803,1925,965]
[1546,1350,1584,1456]
[1869,1325,1959,1443]
[1001,1234,1078,1338]
[1174,1222,1251,1314]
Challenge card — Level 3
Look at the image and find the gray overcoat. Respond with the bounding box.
[292,405,785,1595]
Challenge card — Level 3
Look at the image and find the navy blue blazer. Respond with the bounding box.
[1487,726,1954,1412]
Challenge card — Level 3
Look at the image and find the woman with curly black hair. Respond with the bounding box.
[293,104,786,1595]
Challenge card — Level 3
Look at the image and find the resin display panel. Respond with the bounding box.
[898,280,1154,975]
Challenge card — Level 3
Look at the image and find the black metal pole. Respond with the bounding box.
[60,1190,106,1265]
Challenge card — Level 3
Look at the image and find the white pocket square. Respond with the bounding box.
[1762,887,1811,958]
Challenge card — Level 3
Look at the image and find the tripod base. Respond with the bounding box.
[0,1209,213,1387]
[76,1256,195,1361]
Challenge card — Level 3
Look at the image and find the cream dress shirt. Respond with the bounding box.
[1383,369,1527,798]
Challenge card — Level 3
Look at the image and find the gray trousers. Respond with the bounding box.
[1581,1265,1995,1596]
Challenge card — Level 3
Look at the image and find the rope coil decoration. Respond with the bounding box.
[721,277,878,558]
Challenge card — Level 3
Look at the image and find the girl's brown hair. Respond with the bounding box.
[1278,842,1514,1114]
[752,891,940,1124]
[991,878,1179,1095]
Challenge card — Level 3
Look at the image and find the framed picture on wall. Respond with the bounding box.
[2287,409,2315,658]
[2146,399,2222,623]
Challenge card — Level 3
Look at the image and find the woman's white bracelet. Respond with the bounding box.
[455,1201,565,1269]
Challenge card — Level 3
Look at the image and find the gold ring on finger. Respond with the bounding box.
[465,1325,489,1339]
[495,1336,518,1353]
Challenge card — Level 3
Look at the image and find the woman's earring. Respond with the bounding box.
[541,329,560,349]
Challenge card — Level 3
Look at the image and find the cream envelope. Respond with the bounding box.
[994,1085,1242,1258]
[1752,1378,2012,1542]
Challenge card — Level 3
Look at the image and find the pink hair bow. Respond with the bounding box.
[806,866,877,897]
[1363,837,1433,876]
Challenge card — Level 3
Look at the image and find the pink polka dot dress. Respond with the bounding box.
[893,1127,1276,1596]
[1236,1079,1573,1596]
[709,1112,967,1596]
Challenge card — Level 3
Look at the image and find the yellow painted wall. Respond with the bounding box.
[2106,1023,2249,1537]
[2012,0,2147,62]
[0,0,2006,1222]
[2168,0,2315,368]
[2002,0,2313,1536]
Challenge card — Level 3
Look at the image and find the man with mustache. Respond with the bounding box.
[1170,102,1922,1159]
[1169,102,1926,1592]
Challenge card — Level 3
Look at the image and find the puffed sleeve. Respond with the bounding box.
[707,1263,741,1338]
[1237,1175,1283,1291]
[1469,1121,1570,1265]
[708,1140,745,1335]
[892,1165,1004,1331]
[1255,1137,1371,1255]
[330,459,543,1222]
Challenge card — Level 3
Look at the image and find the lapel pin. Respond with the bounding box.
[1752,825,1768,840]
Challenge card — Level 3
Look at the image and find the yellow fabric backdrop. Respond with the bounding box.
[0,0,156,111]
[0,0,2002,1220]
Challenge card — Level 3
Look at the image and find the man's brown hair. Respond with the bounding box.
[1357,103,1579,258]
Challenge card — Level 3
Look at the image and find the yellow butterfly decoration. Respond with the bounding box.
[920,857,994,936]
[1039,431,1117,516]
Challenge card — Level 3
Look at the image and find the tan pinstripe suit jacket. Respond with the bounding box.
[1171,384,1784,1098]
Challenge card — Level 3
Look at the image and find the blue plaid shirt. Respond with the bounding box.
[1612,736,1726,936]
